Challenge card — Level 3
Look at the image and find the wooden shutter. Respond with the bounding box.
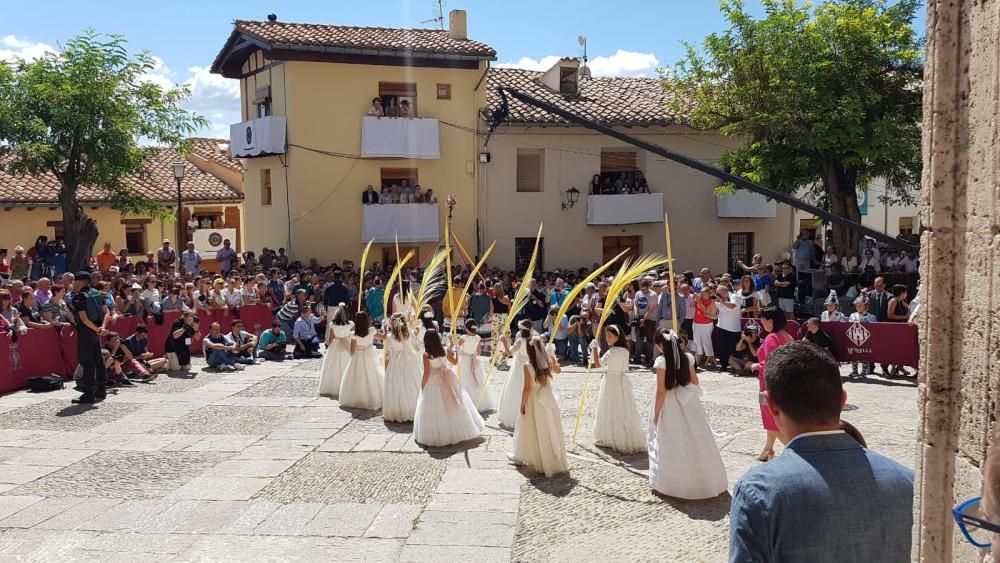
[516,150,542,192]
[601,151,638,173]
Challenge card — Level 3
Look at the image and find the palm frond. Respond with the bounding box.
[595,253,669,336]
[548,249,630,344]
[415,249,448,315]
[357,238,375,313]
[383,250,414,316]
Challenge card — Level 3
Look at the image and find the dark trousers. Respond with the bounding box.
[717,329,741,369]
[259,349,286,361]
[682,318,694,340]
[77,333,107,398]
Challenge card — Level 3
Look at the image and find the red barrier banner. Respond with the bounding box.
[739,318,801,338]
[821,321,919,368]
[1,305,277,393]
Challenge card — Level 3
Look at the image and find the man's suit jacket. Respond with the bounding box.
[729,432,913,563]
[867,289,890,322]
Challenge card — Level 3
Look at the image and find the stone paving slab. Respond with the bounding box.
[0,401,143,431]
[150,406,304,435]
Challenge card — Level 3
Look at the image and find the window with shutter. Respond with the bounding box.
[516,149,543,192]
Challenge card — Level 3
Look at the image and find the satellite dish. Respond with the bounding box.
[578,35,586,47]
[579,65,592,78]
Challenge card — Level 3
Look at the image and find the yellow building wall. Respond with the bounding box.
[239,52,485,265]
[0,204,244,262]
[480,126,796,274]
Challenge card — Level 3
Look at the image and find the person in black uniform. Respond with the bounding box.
[71,271,110,404]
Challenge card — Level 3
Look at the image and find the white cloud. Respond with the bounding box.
[0,35,55,63]
[496,49,660,78]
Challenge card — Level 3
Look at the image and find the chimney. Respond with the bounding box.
[448,10,468,40]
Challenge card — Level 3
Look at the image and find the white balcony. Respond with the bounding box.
[361,116,440,159]
[362,203,440,243]
[586,193,664,225]
[229,116,286,158]
[716,189,776,218]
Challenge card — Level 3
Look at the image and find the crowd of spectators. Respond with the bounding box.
[361,181,438,205]
[588,171,652,195]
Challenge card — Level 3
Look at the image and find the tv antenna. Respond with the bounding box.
[578,35,591,77]
[421,0,446,29]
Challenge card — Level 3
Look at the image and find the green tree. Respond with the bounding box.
[664,0,922,256]
[0,30,206,271]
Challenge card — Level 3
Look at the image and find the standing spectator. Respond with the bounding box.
[181,241,202,274]
[260,248,274,270]
[792,231,816,273]
[266,269,286,308]
[274,248,289,271]
[257,320,288,361]
[366,97,384,116]
[157,239,176,274]
[71,271,110,404]
[548,278,569,308]
[899,249,919,273]
[692,268,712,291]
[632,278,656,366]
[468,282,494,330]
[729,342,913,562]
[691,286,718,369]
[882,248,901,272]
[228,320,257,364]
[542,305,570,359]
[362,185,380,204]
[867,276,890,376]
[95,242,117,273]
[0,248,10,281]
[292,304,323,359]
[216,239,237,275]
[773,263,796,319]
[750,306,795,461]
[525,279,547,333]
[10,247,29,280]
[116,248,133,275]
[715,285,742,372]
[165,311,200,371]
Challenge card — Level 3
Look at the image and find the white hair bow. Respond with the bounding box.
[662,330,681,370]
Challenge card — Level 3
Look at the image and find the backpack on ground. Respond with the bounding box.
[27,375,65,392]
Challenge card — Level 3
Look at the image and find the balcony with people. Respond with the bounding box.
[360,176,440,243]
[585,169,663,226]
[360,84,441,159]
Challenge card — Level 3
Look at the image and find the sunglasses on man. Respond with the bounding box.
[953,497,1000,548]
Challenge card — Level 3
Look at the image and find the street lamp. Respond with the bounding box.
[561,187,581,210]
[172,160,186,245]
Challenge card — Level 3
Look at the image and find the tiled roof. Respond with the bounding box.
[233,20,497,59]
[0,147,243,205]
[484,68,683,127]
[188,137,243,173]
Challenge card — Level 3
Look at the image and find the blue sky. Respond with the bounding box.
[3,0,927,137]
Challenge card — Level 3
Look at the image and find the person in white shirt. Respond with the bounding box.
[223,279,244,310]
[882,249,902,272]
[181,242,202,274]
[822,245,840,272]
[857,249,881,273]
[714,285,743,371]
[860,238,881,265]
[899,250,919,273]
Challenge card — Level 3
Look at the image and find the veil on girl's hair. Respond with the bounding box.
[662,330,681,370]
[529,336,550,370]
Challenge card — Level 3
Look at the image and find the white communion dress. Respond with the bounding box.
[413,356,485,447]
[457,334,497,413]
[648,353,728,499]
[339,328,384,410]
[593,346,647,454]
[512,362,569,477]
[382,333,423,422]
[498,338,530,428]
[318,322,353,397]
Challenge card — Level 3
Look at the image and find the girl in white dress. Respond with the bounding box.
[498,320,533,429]
[457,319,497,413]
[413,329,485,447]
[382,313,422,422]
[318,304,352,397]
[512,337,569,477]
[340,312,385,410]
[648,330,728,499]
[590,325,646,454]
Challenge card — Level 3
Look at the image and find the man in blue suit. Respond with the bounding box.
[729,342,914,562]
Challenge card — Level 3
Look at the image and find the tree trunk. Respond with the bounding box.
[822,162,862,261]
[58,181,99,273]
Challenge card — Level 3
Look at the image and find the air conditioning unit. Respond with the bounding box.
[193,228,237,260]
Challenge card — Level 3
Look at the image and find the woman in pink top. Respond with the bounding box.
[751,306,795,461]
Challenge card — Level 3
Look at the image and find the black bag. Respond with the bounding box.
[27,375,65,392]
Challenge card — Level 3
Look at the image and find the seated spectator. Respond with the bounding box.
[882,248,901,272]
[274,248,290,270]
[243,251,258,271]
[228,320,257,364]
[34,277,52,305]
[203,321,239,371]
[40,284,72,325]
[729,342,913,561]
[223,278,243,313]
[802,317,834,356]
[857,248,881,274]
[208,279,228,311]
[96,242,117,273]
[899,249,919,273]
[840,252,858,273]
[423,188,438,203]
[0,289,28,339]
[400,99,413,117]
[10,247,29,280]
[116,248,132,274]
[165,311,200,371]
[123,324,166,377]
[827,263,847,296]
[367,97,384,117]
[140,276,161,316]
[116,284,142,316]
[103,332,135,386]
[161,286,188,312]
[728,324,760,377]
[257,320,288,361]
[292,304,322,359]
[16,288,54,330]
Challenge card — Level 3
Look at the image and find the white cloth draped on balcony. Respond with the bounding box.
[362,204,440,243]
[361,117,441,159]
[229,116,286,157]
[716,189,777,218]
[586,194,664,225]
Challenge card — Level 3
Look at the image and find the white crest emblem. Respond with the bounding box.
[847,322,871,347]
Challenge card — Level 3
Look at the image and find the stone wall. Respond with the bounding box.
[916,1,1000,561]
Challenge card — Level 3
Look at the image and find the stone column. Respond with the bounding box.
[916,1,1000,561]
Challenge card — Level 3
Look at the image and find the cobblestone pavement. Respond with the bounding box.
[0,350,918,562]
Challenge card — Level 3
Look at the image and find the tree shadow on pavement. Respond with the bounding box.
[657,491,732,522]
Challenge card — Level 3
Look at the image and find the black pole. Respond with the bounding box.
[176,177,183,247]
[499,88,918,253]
